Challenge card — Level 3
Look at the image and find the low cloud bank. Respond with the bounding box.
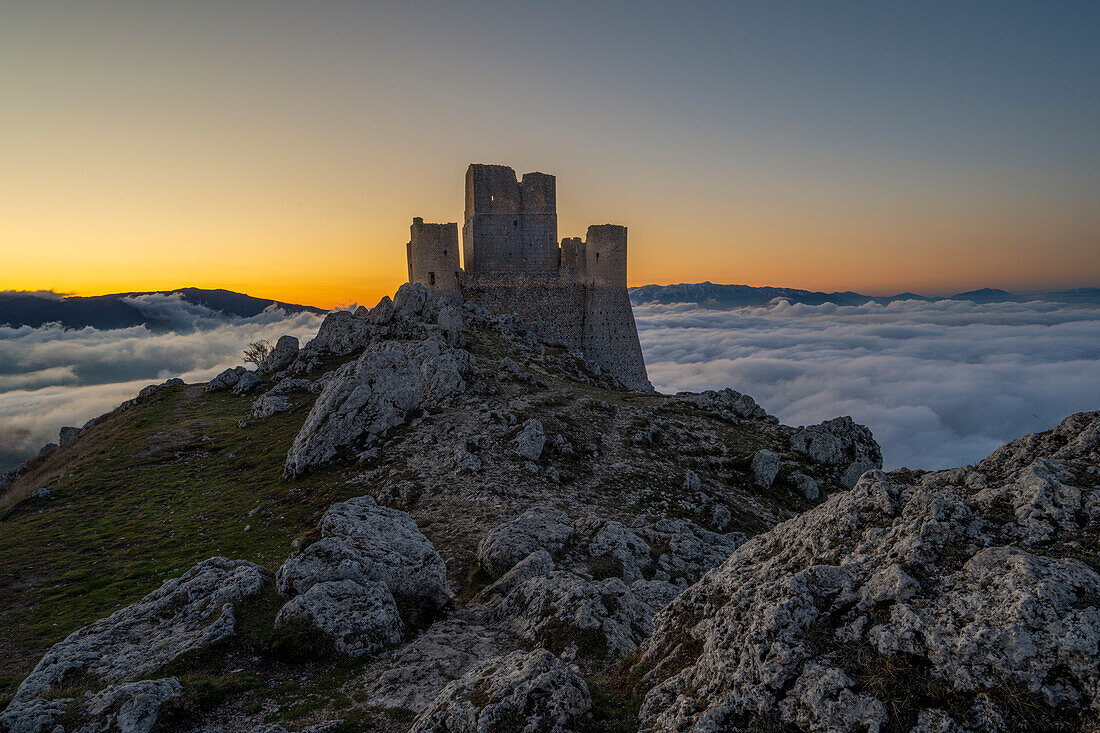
[0,294,325,471]
[635,298,1100,470]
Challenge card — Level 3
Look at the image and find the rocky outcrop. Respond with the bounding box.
[751,448,780,488]
[283,338,474,477]
[410,649,591,733]
[205,366,249,392]
[3,557,269,731]
[681,387,774,422]
[230,370,262,394]
[477,507,573,579]
[635,411,1100,732]
[276,496,450,609]
[274,579,404,657]
[791,415,883,488]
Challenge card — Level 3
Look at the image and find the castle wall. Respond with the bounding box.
[462,164,558,275]
[407,218,459,293]
[460,272,586,350]
[583,285,651,391]
[584,224,628,288]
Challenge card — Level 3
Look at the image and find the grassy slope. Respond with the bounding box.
[0,383,360,704]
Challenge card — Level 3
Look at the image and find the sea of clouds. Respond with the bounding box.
[3,293,1097,474]
[635,298,1100,470]
[0,293,326,472]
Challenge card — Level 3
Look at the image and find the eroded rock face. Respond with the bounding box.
[751,448,780,488]
[283,338,474,477]
[276,497,450,609]
[410,649,592,733]
[635,411,1100,733]
[477,507,573,578]
[274,579,404,657]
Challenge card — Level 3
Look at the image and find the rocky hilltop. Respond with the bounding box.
[0,284,1097,733]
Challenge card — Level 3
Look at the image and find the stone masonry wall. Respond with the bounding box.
[462,164,558,275]
[460,273,586,350]
[407,218,459,293]
[583,285,652,391]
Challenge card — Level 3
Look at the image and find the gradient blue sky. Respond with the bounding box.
[2,0,1097,306]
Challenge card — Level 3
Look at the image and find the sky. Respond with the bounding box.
[1,1,1098,308]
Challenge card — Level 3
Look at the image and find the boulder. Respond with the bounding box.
[477,507,573,578]
[513,419,546,462]
[258,335,299,375]
[793,472,819,500]
[284,339,473,477]
[274,579,404,657]
[205,366,248,392]
[411,649,591,733]
[276,497,450,609]
[393,282,435,321]
[250,393,292,419]
[751,448,780,488]
[231,370,262,394]
[58,426,80,446]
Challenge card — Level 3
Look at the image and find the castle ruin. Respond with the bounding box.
[406,163,651,391]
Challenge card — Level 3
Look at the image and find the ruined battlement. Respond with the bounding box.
[406,164,651,391]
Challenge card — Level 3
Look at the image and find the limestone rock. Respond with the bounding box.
[634,412,1100,732]
[751,448,780,488]
[683,387,771,421]
[791,415,883,488]
[258,334,300,375]
[793,472,819,500]
[58,426,80,446]
[513,418,545,461]
[477,507,573,578]
[584,518,652,582]
[363,618,512,713]
[230,370,262,394]
[274,579,404,657]
[205,366,247,392]
[368,295,394,324]
[410,649,591,733]
[636,518,746,581]
[305,309,374,356]
[393,282,435,322]
[284,338,473,477]
[249,393,292,419]
[0,698,70,733]
[8,557,269,708]
[276,497,450,609]
[489,570,653,659]
[81,677,183,733]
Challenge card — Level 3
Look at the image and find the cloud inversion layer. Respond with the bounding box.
[635,299,1100,470]
[0,294,325,471]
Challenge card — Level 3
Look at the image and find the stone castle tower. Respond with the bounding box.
[406,163,651,391]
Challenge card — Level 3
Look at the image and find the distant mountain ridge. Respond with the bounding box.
[628,281,1100,308]
[0,288,326,331]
